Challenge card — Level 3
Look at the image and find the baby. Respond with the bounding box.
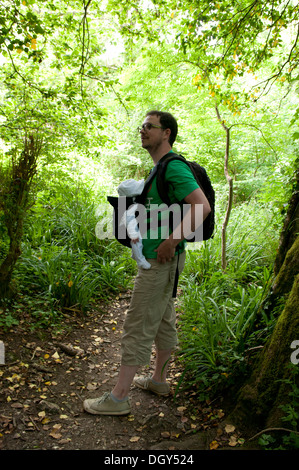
[117,179,151,270]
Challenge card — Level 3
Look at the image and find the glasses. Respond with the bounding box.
[137,123,164,132]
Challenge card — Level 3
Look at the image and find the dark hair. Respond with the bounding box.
[146,110,178,147]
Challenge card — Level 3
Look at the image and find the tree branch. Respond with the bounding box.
[249,427,299,441]
[215,104,233,272]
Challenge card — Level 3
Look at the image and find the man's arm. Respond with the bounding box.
[155,187,211,263]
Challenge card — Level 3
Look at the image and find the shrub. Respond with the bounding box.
[177,201,279,399]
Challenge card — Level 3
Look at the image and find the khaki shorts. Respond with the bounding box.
[121,252,186,366]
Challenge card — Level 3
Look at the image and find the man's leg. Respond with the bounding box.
[84,256,184,413]
[109,348,172,401]
[134,253,186,396]
[152,348,172,383]
[111,364,139,400]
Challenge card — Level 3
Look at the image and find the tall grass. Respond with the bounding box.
[177,200,280,399]
[11,184,136,324]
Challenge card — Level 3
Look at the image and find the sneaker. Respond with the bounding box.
[134,376,170,396]
[83,392,131,416]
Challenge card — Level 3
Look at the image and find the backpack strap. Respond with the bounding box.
[172,252,180,298]
[135,153,174,205]
[155,154,187,298]
[155,153,190,205]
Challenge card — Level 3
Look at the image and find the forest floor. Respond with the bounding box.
[0,290,251,454]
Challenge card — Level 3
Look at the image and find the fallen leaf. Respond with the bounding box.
[229,435,238,447]
[87,383,97,391]
[10,403,23,409]
[177,406,187,413]
[59,438,71,444]
[52,424,62,430]
[217,410,225,419]
[49,431,62,440]
[225,424,235,434]
[161,431,170,438]
[209,440,219,450]
[130,436,140,442]
[93,337,103,343]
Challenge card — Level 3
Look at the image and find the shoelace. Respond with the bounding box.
[97,392,110,404]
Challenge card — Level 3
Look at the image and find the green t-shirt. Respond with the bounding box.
[141,153,200,259]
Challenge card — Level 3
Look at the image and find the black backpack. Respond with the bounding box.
[107,152,215,247]
[154,153,215,242]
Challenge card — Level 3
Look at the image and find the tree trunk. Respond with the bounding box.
[214,104,233,271]
[0,216,24,297]
[0,135,41,299]
[273,167,299,283]
[232,271,299,429]
[229,184,299,434]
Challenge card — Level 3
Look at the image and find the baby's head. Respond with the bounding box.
[117,179,145,197]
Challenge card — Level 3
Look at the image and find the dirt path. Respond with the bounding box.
[0,292,240,452]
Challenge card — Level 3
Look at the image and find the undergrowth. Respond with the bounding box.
[0,184,136,330]
[176,201,280,400]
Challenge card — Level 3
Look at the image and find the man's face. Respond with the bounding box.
[140,115,167,151]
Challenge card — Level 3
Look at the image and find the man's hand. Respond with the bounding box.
[155,239,177,263]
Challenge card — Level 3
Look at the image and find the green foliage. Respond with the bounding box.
[0,308,19,329]
[177,201,279,399]
[258,366,299,449]
[5,185,135,327]
[0,0,46,58]
[15,243,132,309]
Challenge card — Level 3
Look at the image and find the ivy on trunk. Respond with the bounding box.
[0,135,43,298]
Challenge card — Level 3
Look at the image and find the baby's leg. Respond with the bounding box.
[131,241,151,269]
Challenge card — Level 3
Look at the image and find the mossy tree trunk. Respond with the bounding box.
[0,135,42,299]
[230,173,299,432]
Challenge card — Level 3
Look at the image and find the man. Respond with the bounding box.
[83,111,211,415]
